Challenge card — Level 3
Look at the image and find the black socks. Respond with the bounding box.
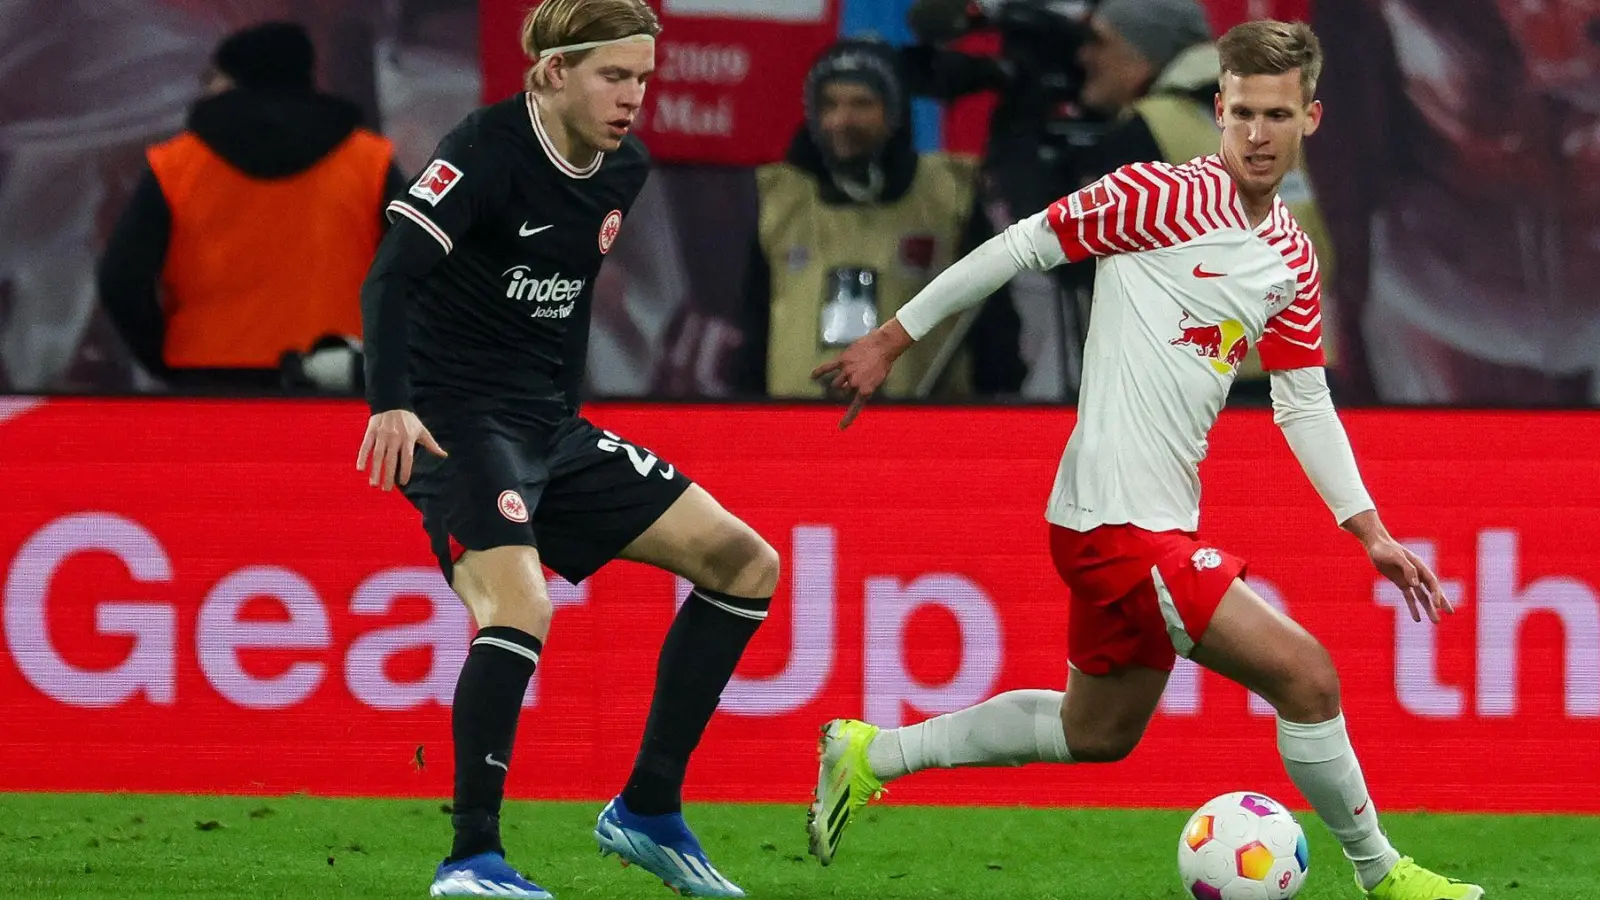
[621,587,770,816]
[448,626,542,862]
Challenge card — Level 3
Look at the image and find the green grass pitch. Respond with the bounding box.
[1,793,1592,899]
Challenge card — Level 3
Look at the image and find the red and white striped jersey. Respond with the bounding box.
[1038,155,1325,533]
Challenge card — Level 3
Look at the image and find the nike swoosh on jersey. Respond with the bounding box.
[1192,264,1227,278]
[520,223,554,237]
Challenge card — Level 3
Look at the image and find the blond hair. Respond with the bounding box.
[1216,19,1323,104]
[521,0,661,90]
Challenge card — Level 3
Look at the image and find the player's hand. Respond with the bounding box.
[1366,537,1452,624]
[356,409,447,491]
[811,320,914,430]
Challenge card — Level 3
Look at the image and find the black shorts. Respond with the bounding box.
[400,416,692,585]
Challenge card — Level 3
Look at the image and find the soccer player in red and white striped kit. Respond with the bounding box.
[809,20,1483,900]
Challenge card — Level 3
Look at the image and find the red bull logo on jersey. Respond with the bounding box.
[1170,313,1250,375]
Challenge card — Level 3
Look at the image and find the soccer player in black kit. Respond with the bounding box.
[356,2,775,897]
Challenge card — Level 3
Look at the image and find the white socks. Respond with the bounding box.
[1277,714,1401,890]
[866,689,1074,781]
[863,697,1399,889]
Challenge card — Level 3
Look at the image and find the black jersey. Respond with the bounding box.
[363,93,649,427]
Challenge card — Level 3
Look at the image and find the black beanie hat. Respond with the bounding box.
[213,21,315,91]
[803,39,906,136]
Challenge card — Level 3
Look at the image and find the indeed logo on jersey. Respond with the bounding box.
[504,266,584,318]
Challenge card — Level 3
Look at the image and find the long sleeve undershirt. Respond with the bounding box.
[360,216,446,413]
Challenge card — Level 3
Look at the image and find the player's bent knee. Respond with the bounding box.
[1275,641,1342,723]
[701,527,780,599]
[741,536,781,598]
[452,546,554,636]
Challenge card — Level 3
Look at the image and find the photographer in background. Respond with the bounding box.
[901,0,1104,400]
[739,39,1024,400]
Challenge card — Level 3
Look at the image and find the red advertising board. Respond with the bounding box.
[1202,0,1312,30]
[3,399,1599,811]
[480,0,839,166]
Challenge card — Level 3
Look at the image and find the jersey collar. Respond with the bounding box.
[525,93,604,179]
[1201,154,1283,236]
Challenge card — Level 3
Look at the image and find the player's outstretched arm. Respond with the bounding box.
[812,213,1061,429]
[1269,366,1452,624]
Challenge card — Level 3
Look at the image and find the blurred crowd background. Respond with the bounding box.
[2,0,1597,407]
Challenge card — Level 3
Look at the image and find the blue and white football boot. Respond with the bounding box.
[594,795,745,897]
[429,851,554,898]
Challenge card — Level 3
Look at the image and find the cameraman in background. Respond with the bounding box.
[901,0,1104,400]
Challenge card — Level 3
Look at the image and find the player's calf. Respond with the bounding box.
[1192,581,1404,891]
[617,582,771,817]
[445,547,553,863]
[614,488,778,817]
[808,687,1087,866]
[1061,729,1139,763]
[858,689,1078,785]
[1059,665,1169,763]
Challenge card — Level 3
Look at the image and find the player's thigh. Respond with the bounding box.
[1050,524,1194,680]
[1188,579,1341,722]
[618,484,779,598]
[535,420,776,595]
[452,545,553,638]
[1061,664,1170,762]
[402,428,550,634]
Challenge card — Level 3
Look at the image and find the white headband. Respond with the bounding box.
[532,33,655,74]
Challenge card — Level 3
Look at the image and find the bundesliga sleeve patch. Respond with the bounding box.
[409,159,464,206]
[1067,180,1113,219]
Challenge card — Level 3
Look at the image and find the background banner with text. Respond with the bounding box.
[479,0,840,165]
[3,399,1598,811]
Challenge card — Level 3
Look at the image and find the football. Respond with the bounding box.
[1177,791,1310,899]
